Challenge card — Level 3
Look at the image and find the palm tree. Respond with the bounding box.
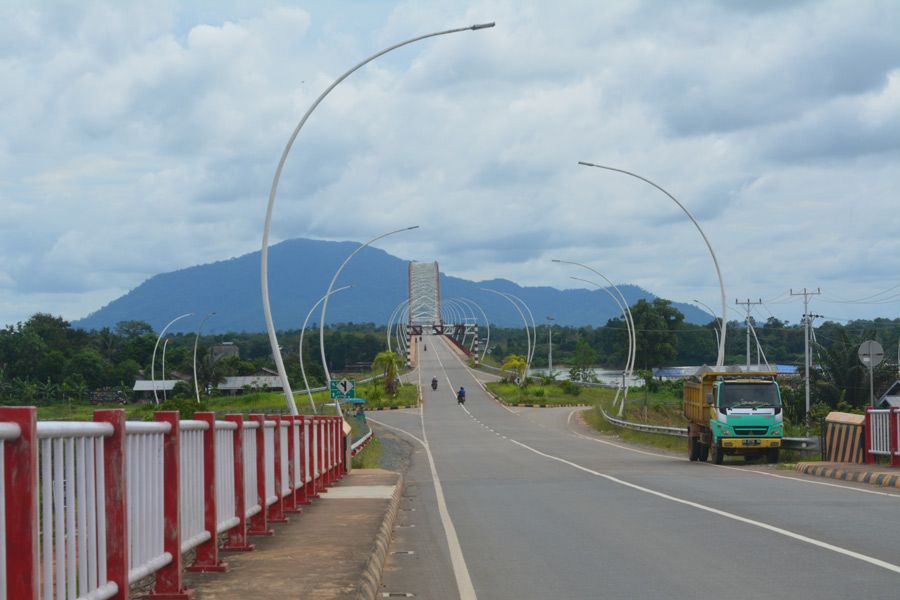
[501,354,527,385]
[372,351,402,395]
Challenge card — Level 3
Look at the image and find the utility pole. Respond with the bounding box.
[735,298,763,369]
[790,287,821,430]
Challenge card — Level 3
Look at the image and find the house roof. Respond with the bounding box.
[218,376,283,391]
[133,380,180,392]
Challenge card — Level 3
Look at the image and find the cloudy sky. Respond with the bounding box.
[2,0,899,329]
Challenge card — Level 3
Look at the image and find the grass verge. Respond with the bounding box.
[581,405,687,453]
[351,434,383,469]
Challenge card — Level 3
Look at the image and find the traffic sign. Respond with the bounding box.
[858,340,884,367]
[329,378,356,399]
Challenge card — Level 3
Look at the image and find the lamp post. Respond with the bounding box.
[458,297,491,362]
[386,299,408,353]
[569,275,634,415]
[319,227,419,389]
[693,299,721,356]
[579,161,728,367]
[192,311,215,404]
[506,292,537,368]
[161,337,171,402]
[552,259,636,404]
[300,285,352,414]
[482,288,533,381]
[260,22,496,417]
[546,316,555,374]
[151,312,193,405]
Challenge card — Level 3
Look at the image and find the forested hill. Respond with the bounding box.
[73,238,712,333]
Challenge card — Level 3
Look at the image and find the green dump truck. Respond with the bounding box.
[684,370,784,464]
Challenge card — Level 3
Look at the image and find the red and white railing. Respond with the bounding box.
[0,408,347,600]
[865,407,900,467]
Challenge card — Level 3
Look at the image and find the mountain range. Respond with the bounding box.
[73,238,713,333]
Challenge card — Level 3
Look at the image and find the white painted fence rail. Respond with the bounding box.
[865,407,900,467]
[1,409,346,600]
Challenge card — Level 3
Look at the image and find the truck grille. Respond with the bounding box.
[733,426,768,436]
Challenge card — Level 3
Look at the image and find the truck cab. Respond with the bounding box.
[685,372,783,464]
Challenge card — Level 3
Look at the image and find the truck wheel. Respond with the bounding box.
[688,437,699,461]
[699,444,709,462]
[766,449,780,464]
[711,443,724,465]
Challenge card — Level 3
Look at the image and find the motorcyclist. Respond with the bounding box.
[431,376,438,390]
[423,344,427,351]
[457,386,466,404]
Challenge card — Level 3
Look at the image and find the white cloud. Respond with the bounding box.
[1,0,899,327]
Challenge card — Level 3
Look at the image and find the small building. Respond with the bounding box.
[210,342,240,364]
[132,379,182,401]
[217,369,283,395]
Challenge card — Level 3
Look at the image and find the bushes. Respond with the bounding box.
[559,380,582,396]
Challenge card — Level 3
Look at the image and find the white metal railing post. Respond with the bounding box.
[187,412,228,573]
[265,415,288,524]
[247,415,273,536]
[283,416,302,514]
[150,411,193,599]
[222,415,255,552]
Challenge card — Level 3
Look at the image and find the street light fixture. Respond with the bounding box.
[578,161,728,367]
[260,22,497,416]
[151,312,193,405]
[692,299,721,354]
[192,312,215,404]
[161,337,171,402]
[299,285,352,414]
[482,288,533,381]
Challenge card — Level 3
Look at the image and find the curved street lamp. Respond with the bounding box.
[482,288,533,380]
[319,227,419,390]
[193,311,215,404]
[505,292,537,368]
[161,337,172,402]
[459,297,491,362]
[386,299,408,353]
[578,161,728,367]
[151,312,193,405]
[260,23,496,417]
[552,259,636,397]
[570,276,634,414]
[693,298,722,356]
[299,285,353,414]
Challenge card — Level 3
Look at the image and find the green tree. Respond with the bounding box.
[569,340,598,382]
[501,354,527,384]
[372,351,402,395]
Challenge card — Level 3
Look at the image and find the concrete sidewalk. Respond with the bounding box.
[183,469,402,600]
[795,461,900,488]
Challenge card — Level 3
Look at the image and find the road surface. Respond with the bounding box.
[370,335,900,599]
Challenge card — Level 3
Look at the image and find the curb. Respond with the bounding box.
[355,472,405,600]
[795,462,900,488]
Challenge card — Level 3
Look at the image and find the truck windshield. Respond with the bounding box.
[718,383,781,409]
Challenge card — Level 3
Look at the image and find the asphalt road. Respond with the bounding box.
[371,335,900,599]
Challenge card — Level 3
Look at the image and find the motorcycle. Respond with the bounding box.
[457,392,465,405]
[431,378,438,391]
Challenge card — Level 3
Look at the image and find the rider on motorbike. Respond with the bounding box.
[431,376,438,390]
[457,386,466,404]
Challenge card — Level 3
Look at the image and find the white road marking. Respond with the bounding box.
[504,433,900,575]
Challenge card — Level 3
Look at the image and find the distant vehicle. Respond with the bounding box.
[431,377,438,391]
[684,371,783,464]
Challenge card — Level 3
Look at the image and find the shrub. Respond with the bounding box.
[559,380,582,396]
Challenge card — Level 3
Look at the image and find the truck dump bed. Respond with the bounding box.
[683,378,712,425]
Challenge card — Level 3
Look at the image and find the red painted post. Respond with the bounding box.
[282,416,302,514]
[318,417,328,489]
[0,406,38,600]
[221,415,254,552]
[150,411,194,600]
[93,409,128,600]
[294,416,311,505]
[311,416,321,496]
[247,415,273,536]
[865,408,874,464]
[333,418,342,478]
[891,408,900,468]
[187,412,228,572]
[266,415,288,524]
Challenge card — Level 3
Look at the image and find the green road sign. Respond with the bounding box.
[329,378,356,399]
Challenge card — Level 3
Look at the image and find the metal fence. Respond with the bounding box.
[865,407,900,467]
[0,408,347,600]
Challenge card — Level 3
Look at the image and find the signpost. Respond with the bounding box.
[858,340,884,407]
[329,378,356,400]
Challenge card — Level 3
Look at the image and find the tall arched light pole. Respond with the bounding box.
[260,22,497,417]
[570,275,634,414]
[161,337,171,402]
[192,311,215,404]
[386,299,408,353]
[482,288,533,379]
[578,162,728,367]
[506,292,537,368]
[299,285,352,414]
[693,298,722,356]
[319,227,419,388]
[459,297,491,362]
[553,259,636,396]
[151,312,193,405]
